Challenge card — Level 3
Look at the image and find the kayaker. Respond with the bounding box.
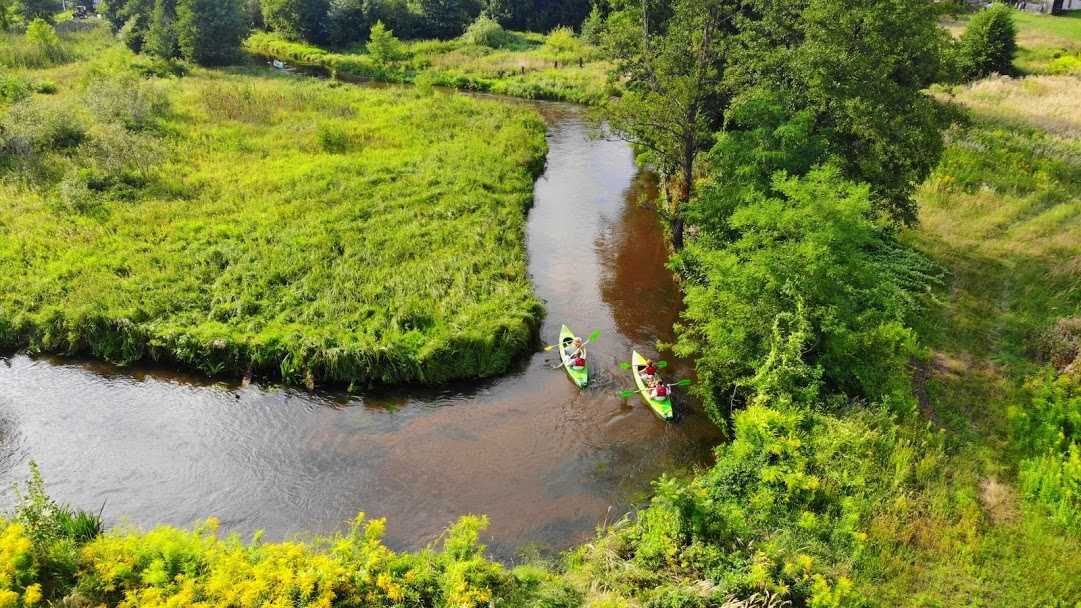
[648,377,669,401]
[566,336,587,357]
[641,359,658,379]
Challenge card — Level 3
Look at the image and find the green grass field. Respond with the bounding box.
[244,30,615,104]
[0,32,548,387]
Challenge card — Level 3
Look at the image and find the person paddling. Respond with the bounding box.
[648,377,670,401]
[566,336,588,369]
[641,359,658,380]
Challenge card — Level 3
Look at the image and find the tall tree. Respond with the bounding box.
[415,0,481,39]
[601,0,731,250]
[261,0,329,42]
[722,0,950,225]
[177,0,248,65]
[326,0,367,47]
[145,0,178,59]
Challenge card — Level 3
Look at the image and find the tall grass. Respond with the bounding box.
[0,58,548,387]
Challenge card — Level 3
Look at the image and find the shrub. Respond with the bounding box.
[0,98,85,162]
[462,15,510,48]
[0,71,32,103]
[1010,372,1081,532]
[367,19,400,68]
[542,26,585,64]
[958,3,1017,80]
[84,77,169,131]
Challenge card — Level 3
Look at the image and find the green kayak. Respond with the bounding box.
[559,324,589,388]
[632,351,674,421]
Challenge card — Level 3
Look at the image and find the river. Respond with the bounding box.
[0,101,720,560]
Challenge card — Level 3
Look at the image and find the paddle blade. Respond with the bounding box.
[589,329,601,342]
[544,344,556,352]
[672,379,693,387]
[618,361,632,370]
[657,360,669,368]
[619,390,638,398]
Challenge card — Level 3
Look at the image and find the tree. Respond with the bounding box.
[1,0,18,30]
[19,0,60,23]
[145,0,178,59]
[366,19,399,66]
[25,16,60,45]
[177,0,248,65]
[261,0,329,42]
[326,0,367,47]
[415,0,481,39]
[601,0,730,250]
[722,0,950,226]
[958,2,1017,80]
[673,166,936,423]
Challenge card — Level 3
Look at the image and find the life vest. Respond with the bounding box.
[574,357,586,368]
[654,385,669,398]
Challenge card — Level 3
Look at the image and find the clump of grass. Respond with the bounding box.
[0,61,548,387]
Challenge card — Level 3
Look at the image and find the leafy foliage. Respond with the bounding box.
[958,3,1017,80]
[674,167,937,423]
[1011,372,1081,531]
[176,0,248,65]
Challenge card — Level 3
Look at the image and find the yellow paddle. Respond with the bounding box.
[544,329,601,352]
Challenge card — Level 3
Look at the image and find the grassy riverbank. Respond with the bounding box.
[0,32,547,387]
[244,30,614,104]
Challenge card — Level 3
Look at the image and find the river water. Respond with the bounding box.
[0,101,719,560]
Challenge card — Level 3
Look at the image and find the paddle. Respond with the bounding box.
[618,379,692,398]
[618,360,668,370]
[544,329,601,352]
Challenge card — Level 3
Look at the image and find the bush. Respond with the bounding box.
[84,77,169,131]
[1011,372,1081,532]
[0,71,32,103]
[0,98,85,162]
[958,3,1017,80]
[462,15,510,48]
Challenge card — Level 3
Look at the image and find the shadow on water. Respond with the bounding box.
[0,99,720,562]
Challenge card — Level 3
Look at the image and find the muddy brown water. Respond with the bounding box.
[0,102,720,560]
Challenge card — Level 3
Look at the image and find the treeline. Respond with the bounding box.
[98,0,595,66]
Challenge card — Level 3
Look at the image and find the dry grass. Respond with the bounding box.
[941,74,1081,136]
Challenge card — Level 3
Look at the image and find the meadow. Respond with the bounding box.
[0,27,548,388]
[244,28,615,105]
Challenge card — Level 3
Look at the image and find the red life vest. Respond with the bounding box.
[645,364,657,376]
[574,357,586,367]
[655,385,669,397]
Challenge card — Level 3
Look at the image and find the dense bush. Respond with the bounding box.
[958,3,1017,79]
[1011,372,1081,532]
[176,0,248,65]
[461,14,509,48]
[261,0,329,43]
[0,478,578,608]
[674,166,938,424]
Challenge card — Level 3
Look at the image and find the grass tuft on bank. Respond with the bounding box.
[0,38,548,387]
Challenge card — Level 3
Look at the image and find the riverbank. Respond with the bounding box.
[244,30,615,105]
[0,36,548,387]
